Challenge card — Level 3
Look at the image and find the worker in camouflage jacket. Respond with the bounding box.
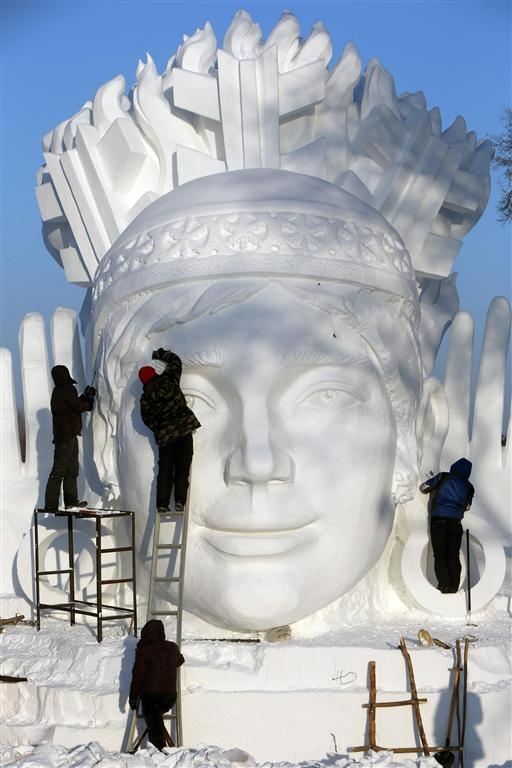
[139,348,200,513]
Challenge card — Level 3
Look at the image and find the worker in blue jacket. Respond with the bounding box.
[420,458,474,593]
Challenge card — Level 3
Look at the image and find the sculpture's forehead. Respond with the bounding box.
[157,287,374,370]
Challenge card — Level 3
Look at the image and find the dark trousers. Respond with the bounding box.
[156,433,193,508]
[141,693,176,750]
[430,517,463,593]
[44,437,79,510]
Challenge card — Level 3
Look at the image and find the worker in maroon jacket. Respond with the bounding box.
[129,619,185,750]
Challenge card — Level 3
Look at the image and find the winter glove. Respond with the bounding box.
[152,348,168,361]
[152,360,167,375]
[129,697,139,711]
[82,386,96,411]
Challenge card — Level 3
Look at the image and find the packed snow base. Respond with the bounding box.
[1,615,511,767]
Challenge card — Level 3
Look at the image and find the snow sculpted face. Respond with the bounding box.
[91,170,423,630]
[157,289,398,628]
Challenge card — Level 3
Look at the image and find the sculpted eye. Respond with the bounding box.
[298,386,363,411]
[184,391,215,412]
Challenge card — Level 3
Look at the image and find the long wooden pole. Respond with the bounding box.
[445,643,461,747]
[399,638,430,756]
[466,530,472,624]
[351,745,464,754]
[369,661,377,750]
[433,640,461,766]
[455,640,463,768]
[460,639,470,754]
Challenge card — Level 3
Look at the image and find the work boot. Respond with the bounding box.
[157,506,170,514]
[434,750,455,767]
[175,502,185,513]
[65,500,88,510]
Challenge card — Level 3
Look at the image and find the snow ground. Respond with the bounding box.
[2,611,510,694]
[1,610,510,767]
[0,742,441,768]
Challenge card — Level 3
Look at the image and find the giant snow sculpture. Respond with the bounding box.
[1,11,509,631]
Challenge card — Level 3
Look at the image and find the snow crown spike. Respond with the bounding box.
[36,11,490,290]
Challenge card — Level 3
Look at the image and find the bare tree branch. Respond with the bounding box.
[492,108,512,223]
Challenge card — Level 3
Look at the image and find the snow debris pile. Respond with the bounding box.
[0,743,440,768]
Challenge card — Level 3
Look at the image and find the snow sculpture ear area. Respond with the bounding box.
[415,376,448,478]
[401,516,506,617]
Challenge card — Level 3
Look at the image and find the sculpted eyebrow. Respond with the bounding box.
[181,349,225,367]
[280,350,371,368]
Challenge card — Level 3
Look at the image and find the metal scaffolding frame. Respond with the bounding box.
[34,508,137,642]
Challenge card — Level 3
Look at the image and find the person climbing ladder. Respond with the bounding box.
[139,348,200,513]
[129,619,185,751]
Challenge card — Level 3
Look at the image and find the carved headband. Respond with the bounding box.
[91,169,418,333]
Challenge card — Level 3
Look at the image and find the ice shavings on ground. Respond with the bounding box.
[1,617,510,765]
[289,609,512,653]
[0,624,265,691]
[2,614,510,695]
[0,743,441,768]
[182,641,263,674]
[0,624,135,692]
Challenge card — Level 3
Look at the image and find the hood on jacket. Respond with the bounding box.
[51,365,76,385]
[139,619,166,646]
[450,458,472,479]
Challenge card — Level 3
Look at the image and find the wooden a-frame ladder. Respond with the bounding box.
[351,637,466,762]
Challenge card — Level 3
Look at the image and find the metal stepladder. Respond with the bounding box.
[125,498,190,752]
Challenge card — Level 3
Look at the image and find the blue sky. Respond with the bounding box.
[1,1,510,388]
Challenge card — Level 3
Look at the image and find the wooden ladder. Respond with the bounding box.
[125,497,190,752]
[351,637,465,759]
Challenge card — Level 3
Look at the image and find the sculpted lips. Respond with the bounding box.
[200,523,317,557]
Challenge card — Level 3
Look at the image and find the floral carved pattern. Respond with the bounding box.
[93,212,413,302]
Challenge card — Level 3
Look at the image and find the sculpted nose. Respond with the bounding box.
[225,402,294,486]
[225,447,294,486]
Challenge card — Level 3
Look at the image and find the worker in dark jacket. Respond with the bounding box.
[43,365,95,513]
[420,458,475,593]
[139,348,200,513]
[44,365,96,513]
[129,619,185,750]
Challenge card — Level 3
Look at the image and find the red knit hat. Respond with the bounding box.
[139,366,157,385]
